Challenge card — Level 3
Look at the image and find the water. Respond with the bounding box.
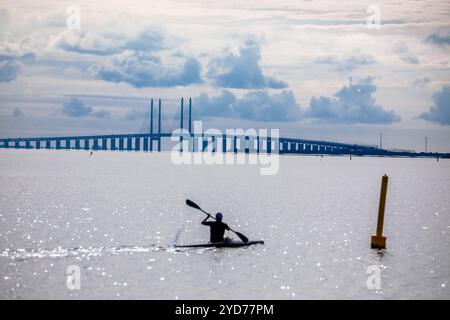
[0,149,449,299]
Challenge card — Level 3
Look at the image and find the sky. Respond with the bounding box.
[0,0,449,152]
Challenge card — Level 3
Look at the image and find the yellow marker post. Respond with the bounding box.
[371,174,388,249]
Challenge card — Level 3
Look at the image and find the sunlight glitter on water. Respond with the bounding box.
[1,150,449,299]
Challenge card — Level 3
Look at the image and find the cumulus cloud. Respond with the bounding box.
[194,90,300,121]
[207,38,287,89]
[393,42,419,64]
[95,51,202,87]
[418,86,450,125]
[304,77,400,124]
[53,30,123,56]
[0,60,21,82]
[53,29,166,56]
[314,52,376,72]
[125,30,165,52]
[93,110,111,119]
[62,98,93,117]
[413,77,430,88]
[54,28,200,87]
[61,97,111,118]
[426,33,450,46]
[13,108,23,117]
[0,39,36,82]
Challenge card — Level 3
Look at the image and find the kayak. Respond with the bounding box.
[174,240,264,248]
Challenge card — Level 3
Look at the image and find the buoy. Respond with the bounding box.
[371,174,388,249]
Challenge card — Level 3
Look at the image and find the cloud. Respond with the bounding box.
[413,77,430,88]
[0,60,21,82]
[207,38,287,89]
[0,39,36,82]
[93,110,111,119]
[13,108,23,117]
[392,42,419,64]
[0,8,11,30]
[0,37,36,61]
[426,33,450,46]
[195,90,236,118]
[61,97,112,118]
[125,29,165,52]
[418,86,450,125]
[53,29,166,56]
[95,51,202,87]
[305,77,401,124]
[53,30,123,56]
[62,97,93,117]
[195,89,300,121]
[314,52,376,72]
[125,109,147,121]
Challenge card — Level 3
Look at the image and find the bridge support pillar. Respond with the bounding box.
[46,140,51,149]
[143,137,148,151]
[212,136,217,153]
[202,136,208,152]
[244,136,250,154]
[127,137,132,151]
[102,138,107,150]
[135,137,140,151]
[75,139,80,150]
[56,140,61,150]
[65,139,70,149]
[111,138,116,151]
[222,135,227,153]
[93,139,99,150]
[119,138,124,151]
[256,136,260,154]
[84,139,90,150]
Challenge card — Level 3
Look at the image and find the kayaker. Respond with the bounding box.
[201,212,230,243]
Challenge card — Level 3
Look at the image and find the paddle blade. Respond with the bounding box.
[186,199,201,211]
[234,231,249,243]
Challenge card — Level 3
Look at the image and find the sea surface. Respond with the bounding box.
[0,149,449,299]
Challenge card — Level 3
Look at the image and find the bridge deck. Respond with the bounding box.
[0,132,447,158]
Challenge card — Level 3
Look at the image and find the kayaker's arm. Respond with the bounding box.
[201,215,212,225]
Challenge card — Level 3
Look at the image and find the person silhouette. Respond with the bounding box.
[201,212,230,243]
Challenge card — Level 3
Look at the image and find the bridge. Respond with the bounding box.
[0,98,448,158]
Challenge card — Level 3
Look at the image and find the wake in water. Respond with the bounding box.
[0,244,184,260]
[0,226,240,260]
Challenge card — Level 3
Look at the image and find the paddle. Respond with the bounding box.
[185,199,249,243]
